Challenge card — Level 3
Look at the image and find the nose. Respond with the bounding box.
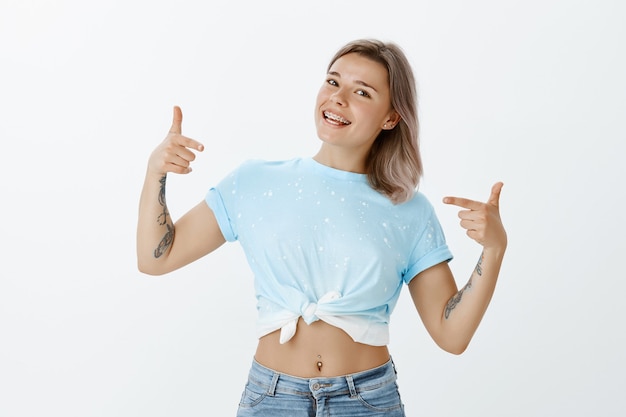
[330,88,346,106]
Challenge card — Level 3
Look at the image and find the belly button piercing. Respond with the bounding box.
[316,355,323,372]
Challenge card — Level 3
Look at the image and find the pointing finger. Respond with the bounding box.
[180,135,205,152]
[168,107,204,151]
[442,196,481,210]
[169,105,183,134]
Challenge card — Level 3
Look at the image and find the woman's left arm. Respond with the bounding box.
[408,182,507,354]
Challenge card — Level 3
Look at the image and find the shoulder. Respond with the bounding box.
[396,190,436,214]
[236,157,303,174]
[229,157,305,189]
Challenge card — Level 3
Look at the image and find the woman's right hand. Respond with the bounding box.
[138,106,225,275]
[147,106,204,176]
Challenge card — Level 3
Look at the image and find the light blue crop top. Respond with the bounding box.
[205,157,453,346]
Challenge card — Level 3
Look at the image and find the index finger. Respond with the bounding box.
[442,196,482,210]
[177,134,205,152]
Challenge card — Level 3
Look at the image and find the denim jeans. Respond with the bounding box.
[236,357,406,416]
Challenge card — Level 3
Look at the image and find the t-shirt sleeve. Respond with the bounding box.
[205,165,241,242]
[403,199,453,284]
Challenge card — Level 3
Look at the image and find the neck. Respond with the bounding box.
[313,145,368,174]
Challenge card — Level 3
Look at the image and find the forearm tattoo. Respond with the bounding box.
[154,223,174,258]
[154,175,174,258]
[475,251,483,277]
[156,175,168,226]
[444,252,484,319]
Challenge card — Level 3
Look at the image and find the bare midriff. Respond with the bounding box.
[254,317,390,378]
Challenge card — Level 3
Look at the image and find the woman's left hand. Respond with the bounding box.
[443,182,507,250]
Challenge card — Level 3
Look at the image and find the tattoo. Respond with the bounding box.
[444,252,484,319]
[154,174,174,258]
[154,223,175,258]
[445,280,472,319]
[476,251,484,276]
[157,175,168,226]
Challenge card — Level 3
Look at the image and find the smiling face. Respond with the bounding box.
[314,53,399,170]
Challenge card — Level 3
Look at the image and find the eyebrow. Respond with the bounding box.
[328,71,379,93]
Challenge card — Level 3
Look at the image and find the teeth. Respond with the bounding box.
[324,111,351,125]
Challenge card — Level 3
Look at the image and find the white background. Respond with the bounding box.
[1,0,625,416]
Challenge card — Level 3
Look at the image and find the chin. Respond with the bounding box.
[315,130,341,146]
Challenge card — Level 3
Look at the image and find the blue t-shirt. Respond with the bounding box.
[206,157,452,346]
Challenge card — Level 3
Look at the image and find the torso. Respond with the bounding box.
[209,158,451,373]
[254,317,390,378]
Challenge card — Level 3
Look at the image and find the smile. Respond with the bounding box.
[323,111,351,125]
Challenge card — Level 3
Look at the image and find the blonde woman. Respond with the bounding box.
[137,39,507,416]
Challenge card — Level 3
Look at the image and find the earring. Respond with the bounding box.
[384,124,388,128]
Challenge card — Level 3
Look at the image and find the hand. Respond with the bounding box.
[443,182,507,250]
[147,106,204,175]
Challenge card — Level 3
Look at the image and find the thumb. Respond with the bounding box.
[488,182,504,207]
[169,105,183,134]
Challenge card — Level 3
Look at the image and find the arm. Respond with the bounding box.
[136,106,226,275]
[408,182,507,354]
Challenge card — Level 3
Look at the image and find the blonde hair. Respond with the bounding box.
[328,39,422,204]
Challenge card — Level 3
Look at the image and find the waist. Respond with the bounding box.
[246,356,398,397]
[254,317,390,378]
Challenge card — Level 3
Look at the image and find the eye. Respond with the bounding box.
[356,89,371,98]
[326,78,338,87]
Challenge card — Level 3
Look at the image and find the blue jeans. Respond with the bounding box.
[236,357,406,416]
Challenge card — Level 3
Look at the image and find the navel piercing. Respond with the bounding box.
[316,355,323,371]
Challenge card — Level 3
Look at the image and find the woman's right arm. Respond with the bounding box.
[136,106,226,275]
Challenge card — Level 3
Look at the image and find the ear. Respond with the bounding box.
[382,110,401,130]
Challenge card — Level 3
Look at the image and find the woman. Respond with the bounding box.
[137,39,507,416]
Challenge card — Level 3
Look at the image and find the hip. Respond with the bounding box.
[237,357,405,417]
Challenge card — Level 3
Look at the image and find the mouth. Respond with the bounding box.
[323,110,351,126]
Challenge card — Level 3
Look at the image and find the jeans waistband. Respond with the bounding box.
[247,357,397,398]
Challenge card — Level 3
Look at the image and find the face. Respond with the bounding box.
[314,53,399,156]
